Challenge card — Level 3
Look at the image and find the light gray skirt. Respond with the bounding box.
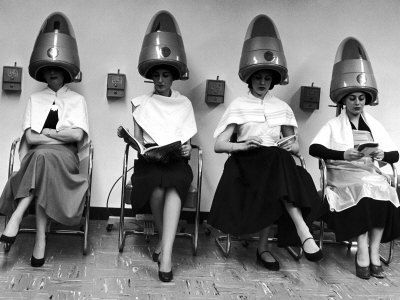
[0,144,88,226]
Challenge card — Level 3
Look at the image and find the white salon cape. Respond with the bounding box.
[214,93,297,146]
[20,86,90,160]
[311,111,399,212]
[131,90,197,145]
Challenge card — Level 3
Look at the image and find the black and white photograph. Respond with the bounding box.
[0,0,400,298]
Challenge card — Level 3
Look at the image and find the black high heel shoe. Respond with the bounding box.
[370,263,385,278]
[256,249,280,271]
[152,251,161,262]
[0,234,17,247]
[157,260,173,282]
[355,253,370,279]
[0,224,20,250]
[31,255,45,268]
[302,237,323,262]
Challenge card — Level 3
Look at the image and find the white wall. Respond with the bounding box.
[1,0,400,211]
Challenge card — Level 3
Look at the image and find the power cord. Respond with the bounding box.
[105,166,134,216]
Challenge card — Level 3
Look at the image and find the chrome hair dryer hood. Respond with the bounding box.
[138,10,188,80]
[29,12,80,83]
[239,14,288,85]
[330,37,378,105]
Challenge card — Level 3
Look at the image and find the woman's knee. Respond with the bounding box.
[165,187,180,199]
[150,187,165,202]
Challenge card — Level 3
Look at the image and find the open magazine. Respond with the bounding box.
[356,142,379,156]
[117,126,182,163]
[276,135,296,147]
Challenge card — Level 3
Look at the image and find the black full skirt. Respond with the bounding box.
[322,197,400,243]
[208,147,322,247]
[130,157,193,215]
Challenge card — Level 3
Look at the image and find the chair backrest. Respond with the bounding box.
[78,141,94,179]
[184,145,202,209]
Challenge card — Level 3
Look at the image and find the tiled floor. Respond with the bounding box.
[0,218,400,299]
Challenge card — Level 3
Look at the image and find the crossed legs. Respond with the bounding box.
[2,195,34,237]
[258,200,320,263]
[150,186,181,272]
[2,194,47,260]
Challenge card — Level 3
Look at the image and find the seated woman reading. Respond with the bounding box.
[208,14,322,271]
[310,37,400,280]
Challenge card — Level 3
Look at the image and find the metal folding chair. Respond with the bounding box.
[4,138,94,255]
[117,143,203,255]
[215,153,308,260]
[318,158,397,265]
[316,103,396,265]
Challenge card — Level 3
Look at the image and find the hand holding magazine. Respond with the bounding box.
[117,126,182,163]
[276,135,296,147]
[356,142,379,156]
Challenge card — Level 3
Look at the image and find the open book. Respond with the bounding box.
[117,126,182,163]
[356,142,379,156]
[276,135,296,147]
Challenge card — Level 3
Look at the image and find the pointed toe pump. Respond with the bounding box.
[302,237,323,262]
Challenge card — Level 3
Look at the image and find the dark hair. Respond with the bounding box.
[147,64,180,80]
[340,91,372,106]
[247,69,281,91]
[37,66,70,83]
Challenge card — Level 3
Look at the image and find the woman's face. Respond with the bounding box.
[250,70,273,99]
[43,67,65,92]
[152,68,173,96]
[344,92,366,117]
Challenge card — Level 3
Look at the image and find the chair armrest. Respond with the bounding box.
[87,140,94,190]
[317,158,328,201]
[377,160,398,188]
[8,138,20,178]
[292,153,306,168]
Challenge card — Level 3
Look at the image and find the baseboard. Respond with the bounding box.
[90,207,209,223]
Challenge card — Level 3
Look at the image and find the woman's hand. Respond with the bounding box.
[181,143,192,158]
[279,140,294,152]
[25,128,61,145]
[41,128,50,136]
[42,128,55,137]
[370,149,384,161]
[236,136,262,152]
[344,148,364,161]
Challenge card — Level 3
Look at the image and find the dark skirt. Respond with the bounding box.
[130,157,193,215]
[0,144,88,226]
[322,197,400,243]
[208,146,322,247]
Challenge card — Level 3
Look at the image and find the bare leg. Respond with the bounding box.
[369,228,384,266]
[356,232,369,267]
[159,188,181,272]
[32,204,47,259]
[283,201,320,253]
[2,195,34,237]
[149,187,165,253]
[257,227,276,262]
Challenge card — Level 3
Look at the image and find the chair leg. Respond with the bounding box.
[215,233,231,257]
[192,199,200,256]
[118,203,126,253]
[319,220,325,250]
[380,240,394,265]
[192,220,199,256]
[285,246,303,260]
[83,198,90,255]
